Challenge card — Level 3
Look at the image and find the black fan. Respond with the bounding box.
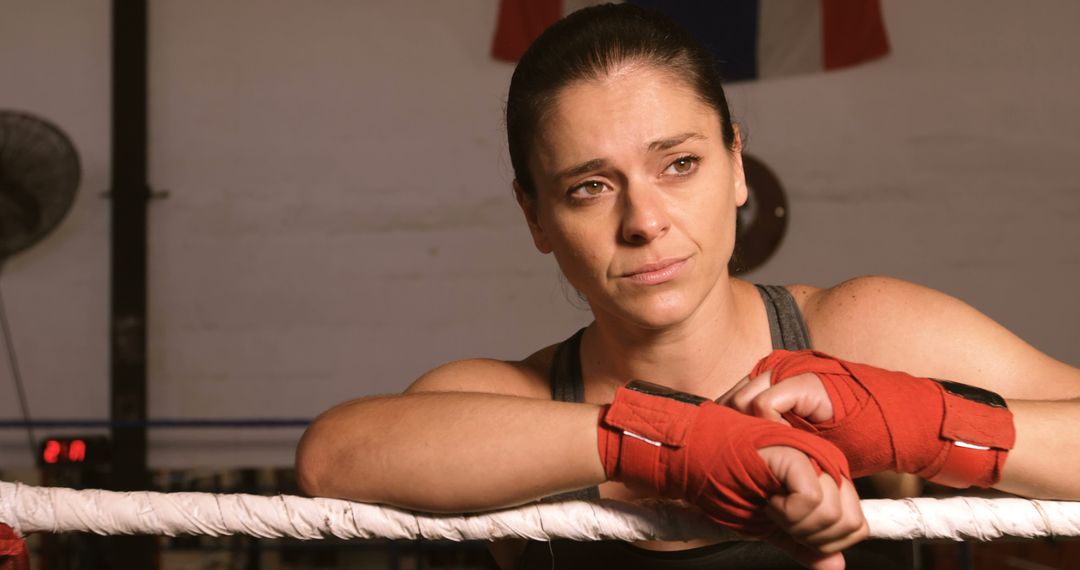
[0,110,80,265]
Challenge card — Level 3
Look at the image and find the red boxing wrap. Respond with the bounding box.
[0,524,28,570]
[751,350,1016,488]
[597,381,851,535]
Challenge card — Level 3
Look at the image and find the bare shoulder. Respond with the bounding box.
[790,275,1080,399]
[797,275,997,363]
[404,344,557,401]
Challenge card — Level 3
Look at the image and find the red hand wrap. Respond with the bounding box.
[751,350,1016,488]
[597,381,851,535]
[0,525,28,570]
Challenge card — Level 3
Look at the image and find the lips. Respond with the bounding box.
[622,257,688,285]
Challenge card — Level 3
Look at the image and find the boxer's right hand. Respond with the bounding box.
[757,446,868,569]
[597,380,865,569]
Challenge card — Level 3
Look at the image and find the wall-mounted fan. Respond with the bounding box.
[0,110,80,266]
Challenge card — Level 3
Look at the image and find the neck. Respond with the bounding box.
[582,279,765,399]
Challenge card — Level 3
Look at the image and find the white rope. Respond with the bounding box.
[4,481,1080,542]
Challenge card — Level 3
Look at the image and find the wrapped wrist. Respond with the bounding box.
[597,380,850,534]
[752,350,1016,488]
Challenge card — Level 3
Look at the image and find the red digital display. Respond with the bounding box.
[42,439,63,464]
[68,439,86,462]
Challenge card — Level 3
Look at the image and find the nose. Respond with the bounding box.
[620,182,670,245]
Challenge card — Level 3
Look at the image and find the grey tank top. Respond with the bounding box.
[543,284,809,504]
[516,285,910,569]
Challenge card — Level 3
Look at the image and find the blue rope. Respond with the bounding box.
[0,418,311,429]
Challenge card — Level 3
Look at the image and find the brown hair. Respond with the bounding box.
[505,3,737,197]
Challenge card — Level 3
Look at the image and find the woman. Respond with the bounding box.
[296,5,1080,569]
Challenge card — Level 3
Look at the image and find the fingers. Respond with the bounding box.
[760,447,868,557]
[715,374,756,406]
[774,476,867,552]
[719,373,792,424]
[759,446,821,503]
[723,372,834,425]
[802,479,869,553]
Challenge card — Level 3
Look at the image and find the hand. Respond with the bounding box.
[757,446,869,570]
[720,350,1015,487]
[715,371,867,568]
[598,380,866,568]
[597,381,854,531]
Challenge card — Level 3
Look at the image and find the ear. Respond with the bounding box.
[513,180,553,254]
[730,125,748,208]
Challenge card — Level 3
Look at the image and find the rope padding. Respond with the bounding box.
[4,481,1079,542]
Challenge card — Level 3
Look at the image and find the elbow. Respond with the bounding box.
[295,416,334,497]
[294,396,387,499]
[294,452,322,498]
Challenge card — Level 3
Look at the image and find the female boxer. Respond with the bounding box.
[296,5,1080,569]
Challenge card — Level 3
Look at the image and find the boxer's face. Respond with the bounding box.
[515,63,747,329]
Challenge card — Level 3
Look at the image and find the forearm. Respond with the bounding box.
[996,398,1080,499]
[295,392,606,512]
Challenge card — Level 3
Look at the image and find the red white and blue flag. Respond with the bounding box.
[492,0,890,81]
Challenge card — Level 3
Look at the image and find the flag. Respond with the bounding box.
[491,0,890,81]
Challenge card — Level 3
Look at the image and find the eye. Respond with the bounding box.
[664,155,701,176]
[568,180,611,200]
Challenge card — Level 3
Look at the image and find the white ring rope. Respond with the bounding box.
[3,481,1080,542]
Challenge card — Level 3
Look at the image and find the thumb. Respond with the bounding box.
[760,446,821,496]
[752,375,835,426]
[759,447,824,522]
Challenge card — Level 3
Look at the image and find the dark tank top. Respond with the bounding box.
[515,285,912,570]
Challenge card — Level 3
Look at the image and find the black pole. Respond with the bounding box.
[109,0,156,567]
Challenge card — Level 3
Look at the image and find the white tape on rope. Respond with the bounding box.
[4,481,1080,542]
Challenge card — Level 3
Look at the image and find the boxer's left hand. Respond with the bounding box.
[718,350,1015,488]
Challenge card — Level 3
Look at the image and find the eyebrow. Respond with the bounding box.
[555,158,608,181]
[648,132,707,152]
[554,132,707,181]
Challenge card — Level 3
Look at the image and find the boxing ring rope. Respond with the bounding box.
[3,481,1080,543]
[4,418,1079,544]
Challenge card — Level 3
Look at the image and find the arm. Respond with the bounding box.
[295,358,606,512]
[299,359,868,568]
[998,399,1080,499]
[730,276,1080,499]
[798,276,1080,400]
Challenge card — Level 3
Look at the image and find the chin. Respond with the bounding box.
[612,293,698,330]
